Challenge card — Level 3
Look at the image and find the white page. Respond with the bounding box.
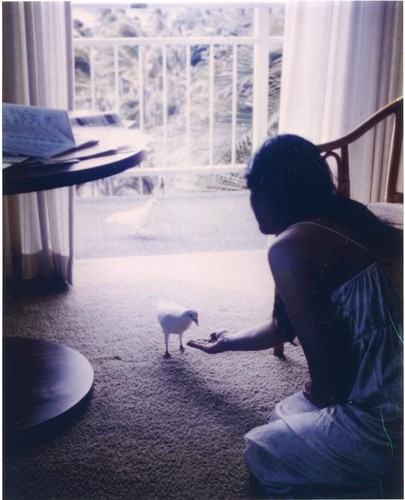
[2,104,76,158]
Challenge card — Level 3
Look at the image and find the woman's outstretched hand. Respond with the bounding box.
[188,321,278,353]
[187,329,228,354]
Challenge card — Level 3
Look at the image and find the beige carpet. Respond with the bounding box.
[4,250,308,499]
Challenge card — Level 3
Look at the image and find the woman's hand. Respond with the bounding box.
[188,321,282,353]
[187,329,229,354]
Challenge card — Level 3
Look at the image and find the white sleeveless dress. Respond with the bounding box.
[244,222,403,498]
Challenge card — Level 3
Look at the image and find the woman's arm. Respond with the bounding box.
[188,253,295,356]
[187,320,284,354]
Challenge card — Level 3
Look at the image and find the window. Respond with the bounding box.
[72,4,285,195]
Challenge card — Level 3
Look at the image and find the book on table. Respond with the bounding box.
[2,103,99,167]
[3,104,151,169]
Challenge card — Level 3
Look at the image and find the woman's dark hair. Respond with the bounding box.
[246,134,336,225]
[246,134,402,257]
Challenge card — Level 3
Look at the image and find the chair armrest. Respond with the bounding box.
[367,202,403,229]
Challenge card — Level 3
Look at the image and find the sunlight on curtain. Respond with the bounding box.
[279,1,402,203]
[3,2,74,283]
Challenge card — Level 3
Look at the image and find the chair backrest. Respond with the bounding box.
[317,97,403,203]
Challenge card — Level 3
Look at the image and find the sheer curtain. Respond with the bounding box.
[3,2,75,283]
[279,1,403,203]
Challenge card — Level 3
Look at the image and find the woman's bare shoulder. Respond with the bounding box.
[268,220,376,292]
[269,223,324,261]
[268,223,319,276]
[270,219,371,257]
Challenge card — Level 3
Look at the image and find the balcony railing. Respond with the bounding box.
[72,5,284,191]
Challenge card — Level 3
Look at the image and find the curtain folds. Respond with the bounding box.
[279,1,403,203]
[3,2,74,283]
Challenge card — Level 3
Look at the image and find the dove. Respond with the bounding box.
[157,300,199,358]
[106,197,157,235]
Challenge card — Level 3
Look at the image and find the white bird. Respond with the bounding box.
[157,300,199,358]
[106,198,158,235]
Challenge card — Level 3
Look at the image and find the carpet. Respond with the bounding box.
[3,250,308,499]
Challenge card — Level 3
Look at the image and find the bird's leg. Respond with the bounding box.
[179,333,185,353]
[164,333,171,358]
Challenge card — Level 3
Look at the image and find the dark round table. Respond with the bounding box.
[3,148,146,195]
[3,337,94,432]
[3,136,147,434]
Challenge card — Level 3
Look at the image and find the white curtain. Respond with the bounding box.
[279,1,403,203]
[3,2,75,283]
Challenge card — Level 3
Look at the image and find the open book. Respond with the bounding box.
[2,103,98,160]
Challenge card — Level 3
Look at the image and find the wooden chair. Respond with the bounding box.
[318,96,403,204]
[273,96,403,358]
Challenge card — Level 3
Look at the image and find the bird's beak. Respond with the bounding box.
[194,319,199,326]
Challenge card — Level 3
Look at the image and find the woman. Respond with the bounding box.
[188,134,403,498]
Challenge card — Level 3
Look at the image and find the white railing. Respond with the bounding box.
[72,5,283,184]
